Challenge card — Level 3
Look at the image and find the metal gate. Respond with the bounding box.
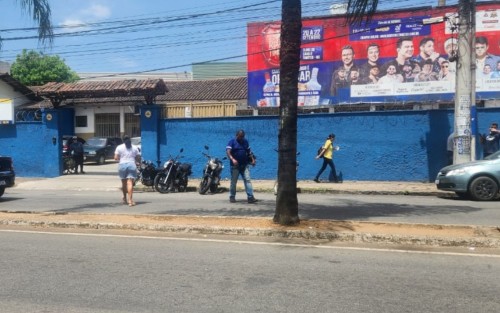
[95,113,120,137]
[125,113,140,137]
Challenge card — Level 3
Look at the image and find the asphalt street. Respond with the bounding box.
[1,230,499,313]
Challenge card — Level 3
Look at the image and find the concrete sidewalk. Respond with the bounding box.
[14,161,443,196]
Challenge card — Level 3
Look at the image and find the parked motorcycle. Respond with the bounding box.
[198,145,227,195]
[154,149,192,193]
[135,159,162,188]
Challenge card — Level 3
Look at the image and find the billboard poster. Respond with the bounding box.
[247,3,500,106]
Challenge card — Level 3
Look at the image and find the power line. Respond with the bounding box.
[0,0,461,73]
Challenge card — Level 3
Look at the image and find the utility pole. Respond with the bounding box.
[453,0,476,164]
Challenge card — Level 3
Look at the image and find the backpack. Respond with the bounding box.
[317,146,324,158]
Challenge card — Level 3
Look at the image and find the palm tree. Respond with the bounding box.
[273,0,377,225]
[0,0,53,49]
[273,0,301,225]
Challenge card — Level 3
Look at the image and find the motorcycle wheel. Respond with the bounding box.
[63,158,75,175]
[199,177,211,194]
[209,182,218,194]
[154,173,172,194]
[178,178,188,192]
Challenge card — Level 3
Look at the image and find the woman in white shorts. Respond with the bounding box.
[114,135,141,206]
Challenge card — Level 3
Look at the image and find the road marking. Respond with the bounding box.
[1,229,499,258]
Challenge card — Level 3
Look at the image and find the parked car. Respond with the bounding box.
[435,151,500,201]
[0,155,15,198]
[84,137,123,165]
[131,137,141,153]
[62,135,86,155]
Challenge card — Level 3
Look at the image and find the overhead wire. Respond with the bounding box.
[0,0,462,74]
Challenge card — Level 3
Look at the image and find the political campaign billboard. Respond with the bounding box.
[247,2,500,106]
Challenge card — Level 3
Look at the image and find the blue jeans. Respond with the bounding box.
[229,164,254,199]
[315,157,338,182]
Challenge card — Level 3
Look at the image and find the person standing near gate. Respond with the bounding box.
[314,133,340,183]
[70,136,85,174]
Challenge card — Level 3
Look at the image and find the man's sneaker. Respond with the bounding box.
[313,178,319,183]
[229,197,236,203]
[247,197,257,203]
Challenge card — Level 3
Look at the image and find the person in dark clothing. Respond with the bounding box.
[480,122,500,158]
[314,133,340,183]
[226,129,257,203]
[70,136,85,174]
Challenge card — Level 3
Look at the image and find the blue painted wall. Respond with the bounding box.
[2,105,499,180]
[139,107,500,182]
[0,108,74,177]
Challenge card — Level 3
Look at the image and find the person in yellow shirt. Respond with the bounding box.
[314,133,340,183]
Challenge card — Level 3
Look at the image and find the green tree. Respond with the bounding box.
[0,0,53,49]
[11,49,79,85]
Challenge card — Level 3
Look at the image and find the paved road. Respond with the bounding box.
[4,162,499,227]
[2,188,500,227]
[1,229,499,313]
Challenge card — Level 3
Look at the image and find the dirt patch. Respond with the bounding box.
[1,212,499,248]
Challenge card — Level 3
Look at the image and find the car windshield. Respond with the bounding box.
[85,138,106,147]
[484,151,500,160]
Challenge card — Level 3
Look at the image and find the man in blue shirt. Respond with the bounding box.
[226,129,257,203]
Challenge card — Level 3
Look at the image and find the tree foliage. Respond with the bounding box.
[11,50,79,86]
[0,0,53,50]
[346,0,379,24]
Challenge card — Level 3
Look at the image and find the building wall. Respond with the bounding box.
[142,108,500,182]
[2,104,499,180]
[0,109,70,177]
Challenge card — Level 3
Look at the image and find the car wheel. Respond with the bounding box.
[0,186,4,197]
[469,176,499,201]
[97,154,106,165]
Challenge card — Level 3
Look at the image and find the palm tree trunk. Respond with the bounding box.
[273,0,301,225]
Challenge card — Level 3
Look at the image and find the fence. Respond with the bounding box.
[161,102,236,118]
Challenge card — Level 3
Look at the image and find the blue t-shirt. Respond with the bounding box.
[226,138,251,166]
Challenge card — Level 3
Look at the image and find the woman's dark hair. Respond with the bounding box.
[123,135,132,149]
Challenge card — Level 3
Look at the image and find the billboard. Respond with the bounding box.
[247,3,500,106]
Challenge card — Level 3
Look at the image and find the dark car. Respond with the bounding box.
[0,155,15,198]
[84,137,123,165]
[435,151,500,201]
[62,135,86,155]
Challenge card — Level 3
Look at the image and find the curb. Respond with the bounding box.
[1,212,499,248]
[132,185,445,197]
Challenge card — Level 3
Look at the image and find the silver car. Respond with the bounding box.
[435,151,500,201]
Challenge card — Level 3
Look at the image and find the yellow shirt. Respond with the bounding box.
[322,139,333,159]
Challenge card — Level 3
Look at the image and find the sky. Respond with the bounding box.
[0,0,459,75]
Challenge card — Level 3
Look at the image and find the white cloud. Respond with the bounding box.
[60,19,90,32]
[57,3,111,31]
[82,4,111,19]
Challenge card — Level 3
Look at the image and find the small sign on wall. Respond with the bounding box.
[184,106,192,118]
[0,99,14,124]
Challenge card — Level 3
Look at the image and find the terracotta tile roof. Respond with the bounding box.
[35,79,168,98]
[55,77,248,106]
[158,77,247,101]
